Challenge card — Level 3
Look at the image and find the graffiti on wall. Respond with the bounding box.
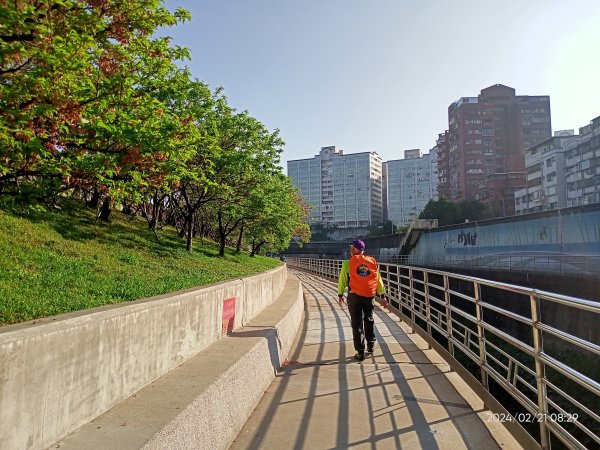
[413,207,600,260]
[458,230,478,246]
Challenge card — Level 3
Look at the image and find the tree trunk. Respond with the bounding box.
[199,222,205,245]
[99,197,112,221]
[219,239,226,257]
[185,213,194,252]
[235,223,244,253]
[218,211,226,257]
[250,241,265,257]
[88,189,100,208]
[150,191,159,231]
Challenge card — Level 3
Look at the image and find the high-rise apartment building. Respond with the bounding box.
[384,149,439,226]
[436,131,450,198]
[514,131,574,215]
[514,116,600,214]
[565,116,600,207]
[443,84,552,202]
[287,146,383,228]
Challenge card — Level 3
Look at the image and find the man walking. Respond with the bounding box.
[338,240,389,361]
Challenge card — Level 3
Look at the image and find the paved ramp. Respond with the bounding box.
[230,270,521,450]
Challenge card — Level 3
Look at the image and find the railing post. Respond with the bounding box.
[393,264,399,310]
[409,267,416,326]
[444,274,454,357]
[530,293,550,449]
[474,281,488,389]
[424,271,432,342]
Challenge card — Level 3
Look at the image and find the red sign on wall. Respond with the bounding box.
[222,297,236,335]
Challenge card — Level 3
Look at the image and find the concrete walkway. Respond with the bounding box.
[230,270,522,450]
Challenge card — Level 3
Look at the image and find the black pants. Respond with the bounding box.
[347,292,375,353]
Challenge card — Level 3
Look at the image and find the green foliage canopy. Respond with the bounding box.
[419,198,487,226]
[0,0,192,203]
[0,1,310,257]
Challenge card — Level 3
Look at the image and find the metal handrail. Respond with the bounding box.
[288,257,600,450]
[377,254,600,278]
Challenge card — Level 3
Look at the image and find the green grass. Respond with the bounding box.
[0,205,281,326]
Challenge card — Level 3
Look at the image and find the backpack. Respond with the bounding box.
[348,254,379,297]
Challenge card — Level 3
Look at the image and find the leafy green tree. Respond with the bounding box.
[0,1,309,261]
[419,197,487,226]
[419,197,459,226]
[366,220,397,237]
[157,78,221,251]
[309,223,333,241]
[161,86,285,255]
[243,175,311,256]
[207,109,285,256]
[457,199,487,222]
[0,0,192,211]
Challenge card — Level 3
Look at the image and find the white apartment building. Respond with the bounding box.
[384,149,439,226]
[287,146,383,228]
[515,116,600,214]
[565,116,600,207]
[514,132,573,215]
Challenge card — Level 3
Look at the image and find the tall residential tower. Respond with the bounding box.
[443,84,552,203]
[287,146,383,228]
[384,149,439,226]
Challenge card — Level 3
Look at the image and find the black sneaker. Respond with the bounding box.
[366,346,374,354]
[354,352,365,361]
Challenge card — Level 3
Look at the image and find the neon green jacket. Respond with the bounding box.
[338,258,386,296]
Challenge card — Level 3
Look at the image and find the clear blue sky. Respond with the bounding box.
[162,0,600,169]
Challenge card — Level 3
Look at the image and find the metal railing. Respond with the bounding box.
[375,254,600,278]
[288,257,600,450]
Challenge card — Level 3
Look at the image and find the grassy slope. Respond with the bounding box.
[0,206,280,325]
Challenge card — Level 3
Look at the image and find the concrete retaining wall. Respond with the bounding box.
[144,275,304,450]
[0,266,287,450]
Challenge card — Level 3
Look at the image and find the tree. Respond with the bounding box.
[419,198,459,226]
[457,199,487,222]
[309,223,334,241]
[0,1,307,261]
[158,84,286,255]
[243,175,311,256]
[207,108,285,256]
[366,220,397,238]
[157,78,221,251]
[0,0,193,211]
[419,197,487,226]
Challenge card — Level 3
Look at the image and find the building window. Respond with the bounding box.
[532,116,550,123]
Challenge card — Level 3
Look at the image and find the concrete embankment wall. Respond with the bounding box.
[0,266,287,450]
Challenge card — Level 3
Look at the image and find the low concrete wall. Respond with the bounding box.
[0,266,286,450]
[144,276,304,450]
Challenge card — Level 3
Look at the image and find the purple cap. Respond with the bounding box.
[352,240,365,251]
